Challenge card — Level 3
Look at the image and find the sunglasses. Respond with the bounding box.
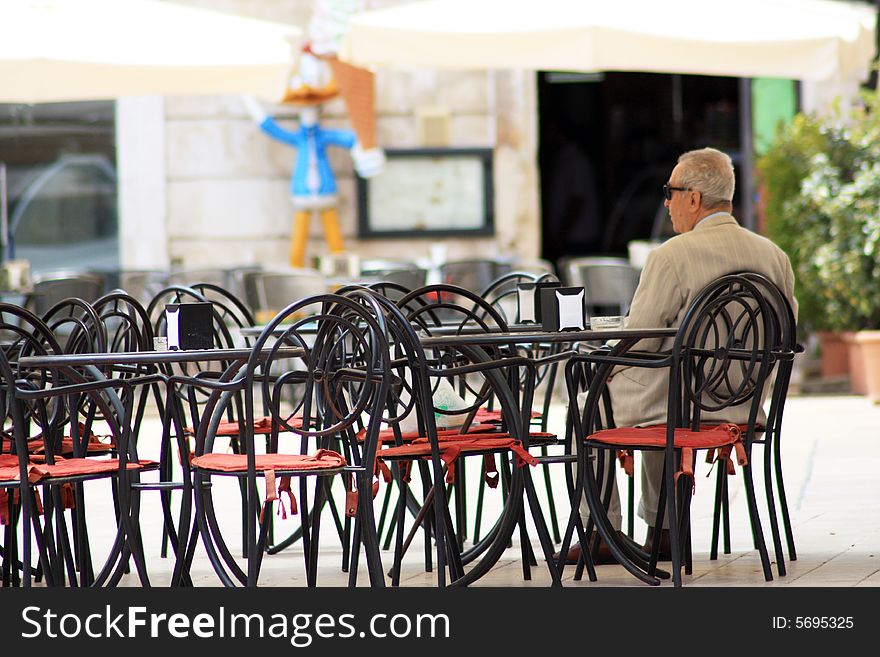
[663,184,693,200]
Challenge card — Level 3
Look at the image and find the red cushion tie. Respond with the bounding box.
[375,458,392,484]
[0,490,17,525]
[734,441,747,466]
[441,445,463,484]
[346,489,359,518]
[509,440,538,469]
[344,473,359,518]
[60,482,76,510]
[674,447,696,493]
[277,475,296,519]
[260,469,277,524]
[484,453,499,488]
[706,442,749,479]
[617,450,634,477]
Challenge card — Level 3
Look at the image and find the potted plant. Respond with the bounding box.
[758,91,880,399]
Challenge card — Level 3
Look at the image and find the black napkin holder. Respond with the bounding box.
[540,286,586,331]
[516,281,562,324]
[165,302,214,350]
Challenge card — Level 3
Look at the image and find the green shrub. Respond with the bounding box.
[757,91,880,332]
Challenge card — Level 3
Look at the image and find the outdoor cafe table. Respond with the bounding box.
[17,346,304,586]
[414,326,677,586]
[241,321,557,339]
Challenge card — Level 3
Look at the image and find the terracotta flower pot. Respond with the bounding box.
[854,330,880,403]
[816,330,849,378]
[842,332,867,395]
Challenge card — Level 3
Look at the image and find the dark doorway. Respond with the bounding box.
[538,71,742,264]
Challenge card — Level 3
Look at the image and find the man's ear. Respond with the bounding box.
[689,190,702,210]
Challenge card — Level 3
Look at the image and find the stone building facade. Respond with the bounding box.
[117,0,541,271]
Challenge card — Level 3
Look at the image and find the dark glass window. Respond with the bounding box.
[0,101,118,273]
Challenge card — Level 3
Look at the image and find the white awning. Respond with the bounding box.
[340,0,877,81]
[0,0,303,103]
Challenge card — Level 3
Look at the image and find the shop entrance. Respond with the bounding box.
[537,71,743,264]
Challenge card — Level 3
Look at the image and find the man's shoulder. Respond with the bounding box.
[647,219,791,269]
[686,217,786,252]
[726,222,791,260]
[649,232,691,260]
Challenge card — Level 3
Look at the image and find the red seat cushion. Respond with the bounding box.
[377,435,538,484]
[35,458,157,479]
[2,422,115,456]
[185,415,303,437]
[588,423,742,449]
[0,453,156,483]
[191,448,347,473]
[587,423,747,483]
[474,408,542,424]
[357,422,498,444]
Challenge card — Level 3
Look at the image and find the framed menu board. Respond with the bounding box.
[356,147,494,238]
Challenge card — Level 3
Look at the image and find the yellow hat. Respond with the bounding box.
[281,48,339,106]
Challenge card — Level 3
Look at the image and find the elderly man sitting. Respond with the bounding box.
[558,146,797,564]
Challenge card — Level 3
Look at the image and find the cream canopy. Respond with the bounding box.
[340,0,877,81]
[0,0,303,103]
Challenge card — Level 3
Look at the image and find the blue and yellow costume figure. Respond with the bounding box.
[242,48,383,267]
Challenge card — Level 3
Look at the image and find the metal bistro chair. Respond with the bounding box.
[360,267,427,292]
[560,256,641,318]
[167,268,227,289]
[563,273,780,587]
[113,270,170,308]
[145,284,262,564]
[379,283,562,587]
[438,259,513,294]
[0,303,159,587]
[25,271,106,317]
[250,269,328,324]
[225,266,264,317]
[709,272,801,577]
[477,271,567,544]
[178,293,392,586]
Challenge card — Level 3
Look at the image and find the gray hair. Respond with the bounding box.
[676,147,735,210]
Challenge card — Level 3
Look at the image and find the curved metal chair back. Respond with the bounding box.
[249,269,328,322]
[225,266,263,315]
[0,303,64,434]
[147,284,251,351]
[41,297,107,355]
[92,290,155,355]
[167,268,227,288]
[561,256,640,317]
[114,270,170,307]
[360,259,427,292]
[27,272,106,317]
[438,259,512,294]
[189,293,393,586]
[674,274,777,426]
[480,271,560,325]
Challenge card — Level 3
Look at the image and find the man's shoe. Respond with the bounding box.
[552,532,621,566]
[643,526,673,561]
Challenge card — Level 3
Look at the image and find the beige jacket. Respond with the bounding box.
[608,213,797,428]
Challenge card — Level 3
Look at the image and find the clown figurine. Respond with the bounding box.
[241,47,384,268]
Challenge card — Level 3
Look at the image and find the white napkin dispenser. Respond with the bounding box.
[540,286,586,332]
[164,302,215,350]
